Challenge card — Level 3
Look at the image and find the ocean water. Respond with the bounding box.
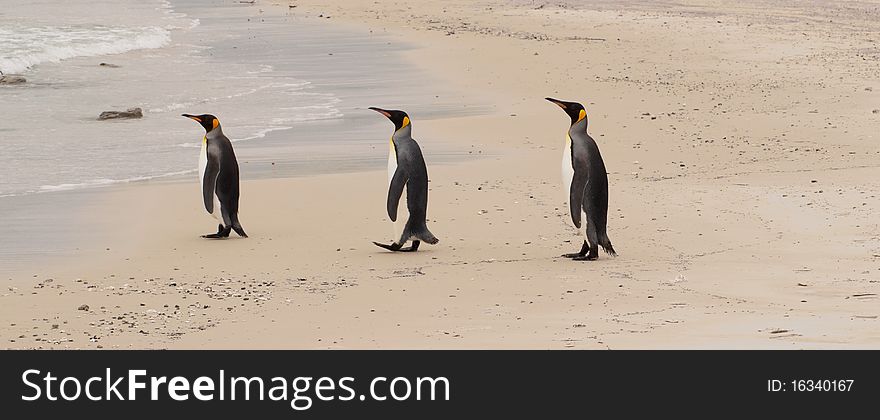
[0,0,346,198]
[0,0,485,272]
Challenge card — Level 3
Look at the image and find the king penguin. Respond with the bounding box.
[182,113,248,239]
[369,107,439,252]
[545,98,616,260]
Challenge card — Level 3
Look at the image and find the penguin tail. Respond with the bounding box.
[410,223,439,245]
[230,214,248,238]
[599,233,616,257]
[419,229,440,245]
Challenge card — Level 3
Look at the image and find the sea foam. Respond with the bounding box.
[0,25,171,74]
[34,170,196,195]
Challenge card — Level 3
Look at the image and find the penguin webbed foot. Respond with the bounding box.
[201,224,231,239]
[562,240,590,259]
[373,241,401,251]
[572,254,599,261]
[372,241,420,252]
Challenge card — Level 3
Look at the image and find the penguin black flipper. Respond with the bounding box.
[202,151,220,214]
[569,167,588,229]
[387,168,408,222]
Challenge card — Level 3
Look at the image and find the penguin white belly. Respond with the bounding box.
[561,135,574,208]
[210,194,222,223]
[199,141,222,223]
[388,142,404,241]
[562,135,586,237]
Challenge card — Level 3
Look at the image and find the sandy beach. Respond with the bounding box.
[2,0,879,349]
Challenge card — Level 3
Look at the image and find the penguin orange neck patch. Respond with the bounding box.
[401,116,410,129]
[212,119,220,130]
[577,109,586,122]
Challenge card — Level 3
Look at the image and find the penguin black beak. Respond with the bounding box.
[368,107,392,118]
[181,114,202,123]
[545,97,568,110]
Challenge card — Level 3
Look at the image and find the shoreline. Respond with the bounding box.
[2,0,879,349]
[0,0,489,274]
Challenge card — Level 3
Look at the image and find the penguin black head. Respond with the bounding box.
[182,114,220,132]
[369,107,411,131]
[545,97,588,126]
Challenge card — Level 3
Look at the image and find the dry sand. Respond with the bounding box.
[2,0,879,349]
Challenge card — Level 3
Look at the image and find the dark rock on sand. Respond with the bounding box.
[99,63,120,68]
[0,74,27,85]
[98,108,143,120]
